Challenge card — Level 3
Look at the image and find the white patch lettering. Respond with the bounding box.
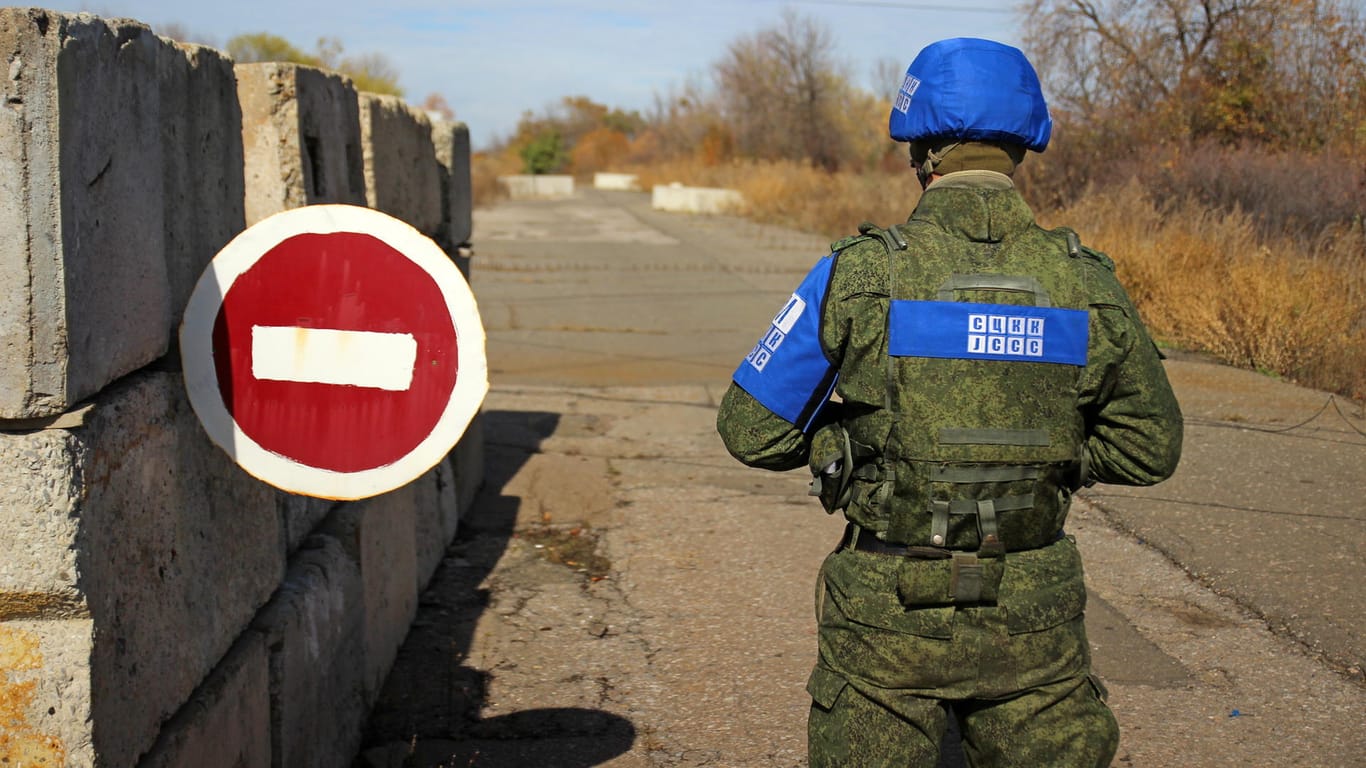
[964,313,1047,359]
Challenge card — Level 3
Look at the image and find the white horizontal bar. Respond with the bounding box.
[251,326,417,391]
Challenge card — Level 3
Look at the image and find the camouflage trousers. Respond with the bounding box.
[807,536,1118,767]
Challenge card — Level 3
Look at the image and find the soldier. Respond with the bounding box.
[715,37,1183,767]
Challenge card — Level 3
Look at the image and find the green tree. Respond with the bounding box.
[227,32,321,67]
[519,130,568,174]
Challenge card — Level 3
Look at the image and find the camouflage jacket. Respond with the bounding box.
[716,171,1183,545]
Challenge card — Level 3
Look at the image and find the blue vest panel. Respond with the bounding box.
[732,256,837,429]
[888,300,1089,366]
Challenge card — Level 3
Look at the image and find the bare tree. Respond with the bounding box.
[713,9,853,170]
[1022,0,1366,149]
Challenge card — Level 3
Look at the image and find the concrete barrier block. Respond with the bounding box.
[359,92,443,236]
[498,174,575,200]
[594,172,640,191]
[137,632,271,768]
[323,487,420,704]
[252,535,367,768]
[236,62,365,226]
[451,411,486,518]
[432,120,473,249]
[651,183,744,214]
[279,494,339,554]
[0,371,284,768]
[415,463,453,591]
[0,619,95,767]
[157,40,245,338]
[0,9,171,419]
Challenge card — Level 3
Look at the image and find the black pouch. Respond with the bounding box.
[808,422,853,514]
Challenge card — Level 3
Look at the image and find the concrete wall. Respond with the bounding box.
[652,183,745,215]
[498,174,576,200]
[594,172,640,191]
[0,10,485,767]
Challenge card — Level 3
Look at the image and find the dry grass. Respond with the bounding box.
[1045,180,1365,399]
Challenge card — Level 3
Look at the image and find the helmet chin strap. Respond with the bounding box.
[916,141,960,188]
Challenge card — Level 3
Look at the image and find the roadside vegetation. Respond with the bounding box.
[475,2,1365,400]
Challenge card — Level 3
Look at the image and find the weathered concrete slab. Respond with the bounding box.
[359,92,443,236]
[432,120,473,249]
[137,631,271,768]
[324,483,422,703]
[252,535,367,768]
[452,412,486,519]
[594,172,640,191]
[0,619,95,767]
[417,458,459,591]
[0,371,284,767]
[236,62,365,226]
[279,495,339,554]
[651,183,743,214]
[157,40,245,338]
[0,9,171,419]
[499,175,575,200]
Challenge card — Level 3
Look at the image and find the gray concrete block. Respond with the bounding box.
[157,40,245,338]
[414,464,451,592]
[432,120,473,249]
[279,494,339,554]
[0,618,96,767]
[236,62,365,226]
[0,9,171,418]
[252,535,367,768]
[137,631,271,768]
[324,483,420,704]
[359,92,443,236]
[0,371,284,768]
[452,411,487,519]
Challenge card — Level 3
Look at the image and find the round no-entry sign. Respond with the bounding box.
[180,204,487,500]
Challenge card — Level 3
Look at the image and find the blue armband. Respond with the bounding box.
[732,256,838,430]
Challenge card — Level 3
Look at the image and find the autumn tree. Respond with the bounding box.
[227,32,404,96]
[713,10,854,171]
[1022,0,1366,150]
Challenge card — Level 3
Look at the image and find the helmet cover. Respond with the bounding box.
[889,37,1051,152]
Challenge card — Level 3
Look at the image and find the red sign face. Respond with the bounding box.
[181,205,487,500]
[212,231,458,473]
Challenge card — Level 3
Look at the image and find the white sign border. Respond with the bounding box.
[180,204,488,500]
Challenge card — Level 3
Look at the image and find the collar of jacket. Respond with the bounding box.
[911,170,1035,244]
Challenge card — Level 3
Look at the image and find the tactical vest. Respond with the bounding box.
[831,216,1094,556]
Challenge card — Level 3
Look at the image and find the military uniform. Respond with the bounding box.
[716,169,1183,766]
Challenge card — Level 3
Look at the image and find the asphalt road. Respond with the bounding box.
[359,187,1365,768]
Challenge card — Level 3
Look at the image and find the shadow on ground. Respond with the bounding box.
[355,409,636,767]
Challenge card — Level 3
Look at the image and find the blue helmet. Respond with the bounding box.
[889,38,1051,152]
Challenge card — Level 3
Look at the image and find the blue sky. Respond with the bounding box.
[74,1,1025,148]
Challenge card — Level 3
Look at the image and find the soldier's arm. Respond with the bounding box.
[1080,275,1184,486]
[716,383,810,471]
[716,253,845,471]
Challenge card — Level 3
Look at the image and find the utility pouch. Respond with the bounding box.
[808,422,853,514]
[896,553,1004,607]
